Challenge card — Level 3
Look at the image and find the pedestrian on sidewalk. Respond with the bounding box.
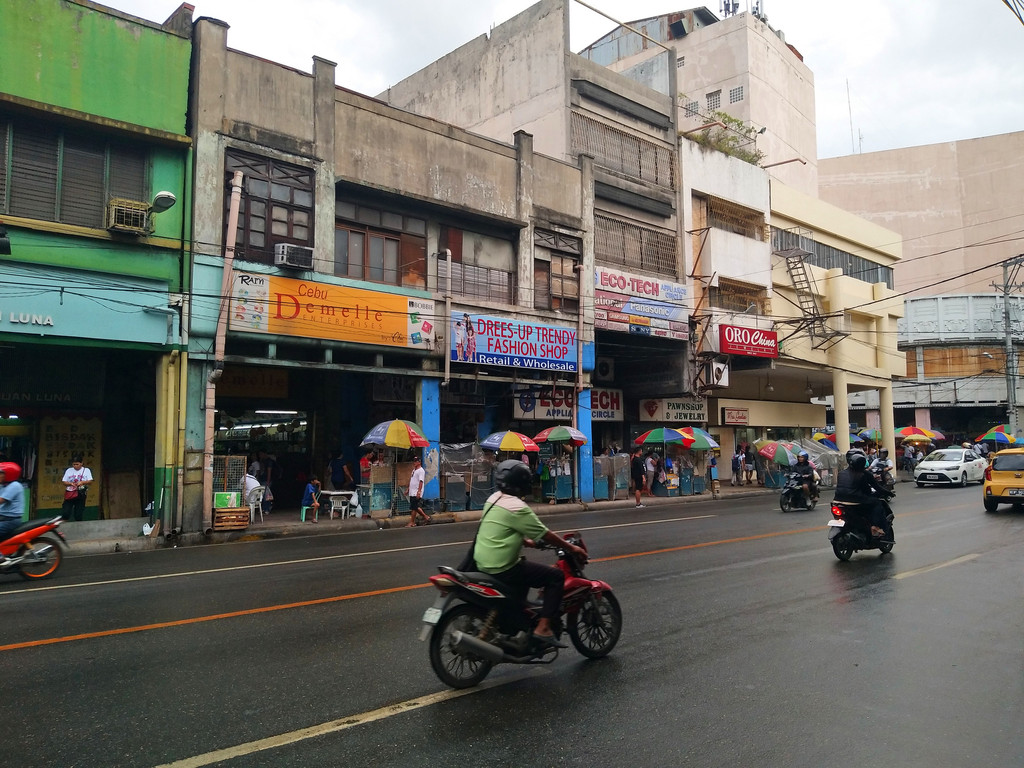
[406,456,431,526]
[731,448,743,486]
[631,447,646,508]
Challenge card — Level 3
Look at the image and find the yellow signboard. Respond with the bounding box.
[229,271,435,350]
[38,416,102,510]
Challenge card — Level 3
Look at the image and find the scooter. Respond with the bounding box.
[0,516,68,580]
[827,497,895,561]
[868,461,896,491]
[780,472,817,512]
[419,531,622,689]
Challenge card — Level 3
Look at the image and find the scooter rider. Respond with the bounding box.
[869,448,895,486]
[793,450,817,502]
[0,462,26,564]
[473,460,587,647]
[834,449,892,539]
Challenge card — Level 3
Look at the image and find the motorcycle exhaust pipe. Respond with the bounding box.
[451,631,506,663]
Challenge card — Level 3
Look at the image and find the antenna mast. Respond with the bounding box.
[846,79,855,154]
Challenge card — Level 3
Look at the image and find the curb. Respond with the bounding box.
[64,487,778,557]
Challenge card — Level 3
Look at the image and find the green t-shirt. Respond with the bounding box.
[473,491,549,574]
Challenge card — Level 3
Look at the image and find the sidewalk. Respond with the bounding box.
[62,482,778,557]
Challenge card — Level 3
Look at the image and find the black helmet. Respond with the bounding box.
[495,460,533,498]
[879,448,889,457]
[845,449,867,471]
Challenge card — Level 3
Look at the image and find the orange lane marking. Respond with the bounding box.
[0,582,431,652]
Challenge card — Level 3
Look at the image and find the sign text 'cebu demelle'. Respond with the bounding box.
[719,324,778,358]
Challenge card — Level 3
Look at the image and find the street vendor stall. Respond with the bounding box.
[534,425,587,503]
[360,419,429,518]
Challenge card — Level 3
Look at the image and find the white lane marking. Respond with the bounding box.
[0,514,716,595]
[893,553,980,580]
[153,672,546,768]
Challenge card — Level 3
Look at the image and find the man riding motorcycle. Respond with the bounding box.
[869,448,895,486]
[473,460,587,647]
[834,449,892,539]
[792,450,817,503]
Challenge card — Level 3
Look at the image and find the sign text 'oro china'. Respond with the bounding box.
[719,324,778,358]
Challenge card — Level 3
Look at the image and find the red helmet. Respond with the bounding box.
[0,462,21,482]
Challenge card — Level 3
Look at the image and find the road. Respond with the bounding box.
[2,483,1022,768]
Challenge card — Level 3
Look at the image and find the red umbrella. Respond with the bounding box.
[533,425,588,446]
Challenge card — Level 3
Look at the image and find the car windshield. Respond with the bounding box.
[992,453,1024,472]
[923,450,963,463]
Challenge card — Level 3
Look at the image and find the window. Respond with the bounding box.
[709,279,764,313]
[707,196,766,241]
[771,227,894,290]
[676,56,686,69]
[729,86,744,104]
[594,215,676,276]
[0,114,148,228]
[570,112,675,190]
[534,231,581,313]
[335,199,426,287]
[226,149,313,265]
[685,101,700,117]
[706,90,721,111]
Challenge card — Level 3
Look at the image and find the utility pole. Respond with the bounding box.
[998,255,1024,438]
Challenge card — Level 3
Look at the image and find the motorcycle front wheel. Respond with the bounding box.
[832,534,855,562]
[428,604,494,689]
[780,492,794,512]
[18,536,63,580]
[567,591,622,659]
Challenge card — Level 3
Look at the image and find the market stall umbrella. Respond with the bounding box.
[811,432,832,441]
[678,427,719,450]
[976,425,1013,442]
[758,441,800,466]
[857,428,883,442]
[814,436,839,451]
[976,429,1015,445]
[533,425,588,446]
[634,427,689,446]
[360,419,430,449]
[896,426,940,439]
[480,430,540,452]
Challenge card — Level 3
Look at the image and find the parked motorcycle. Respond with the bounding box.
[0,516,68,580]
[780,472,817,512]
[419,531,622,689]
[827,497,895,561]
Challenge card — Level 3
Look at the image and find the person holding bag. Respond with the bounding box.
[61,455,93,522]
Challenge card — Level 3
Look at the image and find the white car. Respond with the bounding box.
[914,448,988,487]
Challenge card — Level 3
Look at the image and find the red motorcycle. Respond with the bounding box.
[419,531,622,689]
[0,516,68,580]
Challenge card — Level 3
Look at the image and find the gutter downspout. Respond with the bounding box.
[201,170,243,531]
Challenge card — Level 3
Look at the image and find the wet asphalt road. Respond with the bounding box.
[2,482,1022,768]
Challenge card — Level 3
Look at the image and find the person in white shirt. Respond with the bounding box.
[61,455,94,522]
[406,456,431,527]
[241,470,260,499]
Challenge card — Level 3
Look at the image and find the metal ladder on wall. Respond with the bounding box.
[780,247,846,351]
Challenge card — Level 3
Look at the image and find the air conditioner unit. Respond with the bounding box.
[705,361,729,388]
[274,243,314,269]
[594,357,615,383]
[106,199,150,234]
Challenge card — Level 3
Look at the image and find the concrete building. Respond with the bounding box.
[0,0,192,535]
[819,131,1024,440]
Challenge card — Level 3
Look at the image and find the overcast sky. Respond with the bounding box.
[109,0,1023,158]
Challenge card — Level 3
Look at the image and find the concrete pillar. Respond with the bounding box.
[417,378,441,500]
[576,389,594,502]
[833,368,851,452]
[879,382,896,458]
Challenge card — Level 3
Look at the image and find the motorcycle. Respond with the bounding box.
[868,460,896,491]
[779,472,817,512]
[827,496,895,561]
[0,516,68,580]
[419,531,622,689]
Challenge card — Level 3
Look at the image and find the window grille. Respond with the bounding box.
[706,90,721,111]
[708,279,764,313]
[685,101,700,117]
[438,259,514,304]
[771,227,894,290]
[570,112,675,190]
[595,214,676,275]
[708,196,766,241]
[729,86,744,104]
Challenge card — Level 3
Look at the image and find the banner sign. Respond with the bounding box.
[452,313,577,372]
[594,266,689,340]
[719,324,778,357]
[722,407,749,425]
[514,387,623,421]
[639,397,707,423]
[229,271,435,350]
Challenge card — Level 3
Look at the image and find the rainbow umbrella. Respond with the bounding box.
[857,428,883,442]
[758,440,799,466]
[896,426,938,439]
[976,428,1015,445]
[814,436,839,450]
[679,427,719,450]
[533,425,588,446]
[360,419,430,449]
[976,425,1012,442]
[811,432,832,441]
[480,430,540,452]
[634,427,688,445]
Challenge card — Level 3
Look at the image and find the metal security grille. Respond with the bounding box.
[438,260,514,303]
[595,214,677,275]
[708,196,767,241]
[212,455,247,494]
[570,112,675,190]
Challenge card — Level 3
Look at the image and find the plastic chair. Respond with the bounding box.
[246,486,266,523]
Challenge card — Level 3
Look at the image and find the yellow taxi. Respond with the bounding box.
[983,447,1024,512]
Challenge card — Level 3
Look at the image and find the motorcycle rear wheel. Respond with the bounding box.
[18,536,63,580]
[832,534,855,562]
[429,604,494,689]
[567,591,622,659]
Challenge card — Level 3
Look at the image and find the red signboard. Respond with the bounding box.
[719,324,778,357]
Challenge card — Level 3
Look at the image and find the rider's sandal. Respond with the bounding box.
[532,633,568,648]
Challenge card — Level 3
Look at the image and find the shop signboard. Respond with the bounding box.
[514,387,623,421]
[229,271,435,350]
[452,313,577,372]
[722,407,749,425]
[719,324,778,357]
[639,397,708,423]
[594,266,689,340]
